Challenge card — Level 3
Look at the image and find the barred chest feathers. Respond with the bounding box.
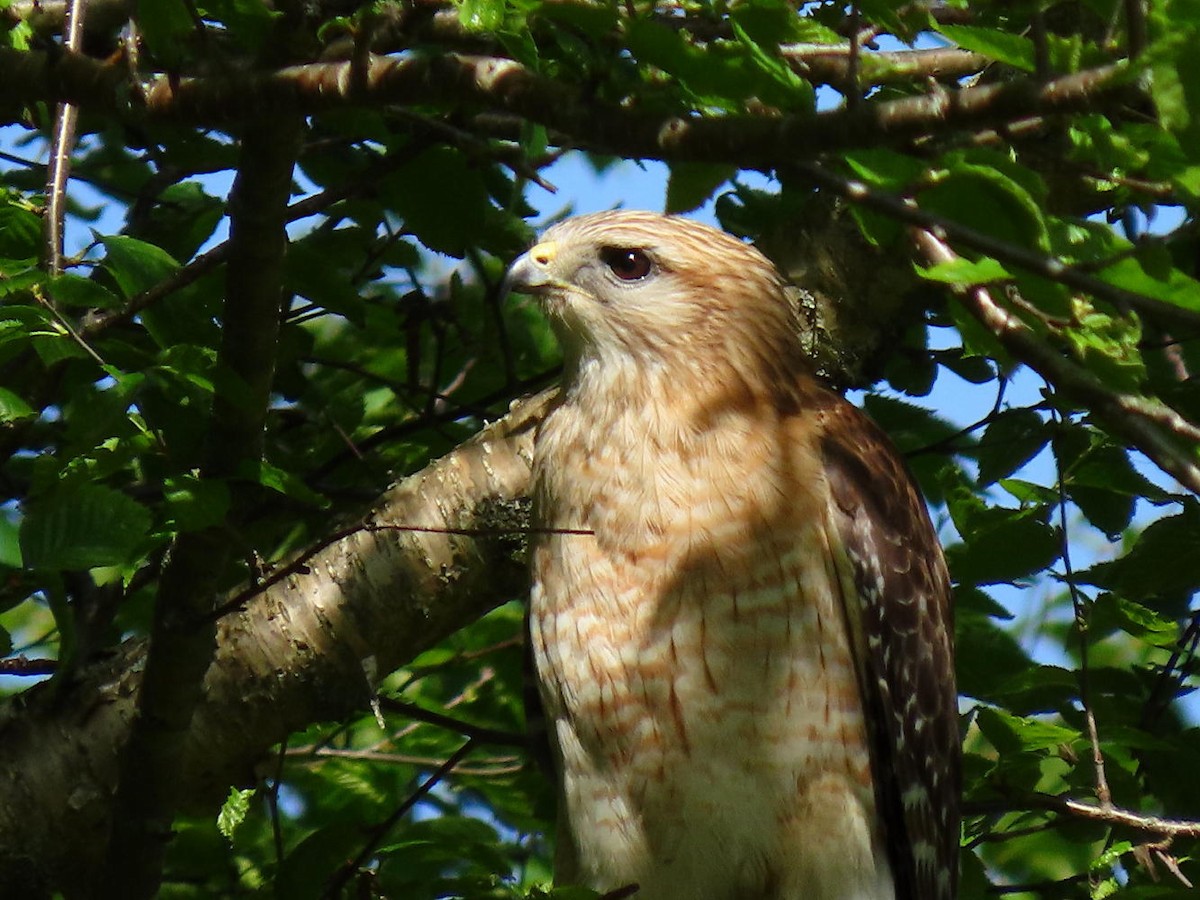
[528,374,896,900]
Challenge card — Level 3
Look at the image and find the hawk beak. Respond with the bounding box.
[502,241,559,296]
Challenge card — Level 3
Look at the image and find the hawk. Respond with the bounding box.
[505,211,959,900]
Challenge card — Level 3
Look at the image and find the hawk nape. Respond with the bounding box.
[505,211,959,900]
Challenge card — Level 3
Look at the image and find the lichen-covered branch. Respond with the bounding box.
[0,45,1136,166]
[0,390,554,897]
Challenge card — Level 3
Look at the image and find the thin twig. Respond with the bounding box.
[909,228,1200,495]
[42,0,88,278]
[267,739,287,868]
[1026,793,1200,839]
[376,696,527,747]
[797,160,1200,334]
[320,739,475,899]
[1049,396,1112,808]
[845,4,861,112]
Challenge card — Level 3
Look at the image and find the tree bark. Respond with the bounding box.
[0,389,555,898]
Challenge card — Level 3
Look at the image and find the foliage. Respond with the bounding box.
[2,0,1200,897]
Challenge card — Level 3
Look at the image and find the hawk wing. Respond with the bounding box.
[818,394,960,900]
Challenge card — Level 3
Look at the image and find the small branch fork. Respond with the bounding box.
[1017,793,1200,840]
[320,739,476,899]
[849,171,1200,496]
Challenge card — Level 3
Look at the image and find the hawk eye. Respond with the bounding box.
[600,247,652,281]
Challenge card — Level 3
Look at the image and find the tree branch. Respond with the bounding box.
[0,389,555,897]
[910,228,1200,495]
[99,115,304,898]
[0,46,1137,165]
[796,160,1200,333]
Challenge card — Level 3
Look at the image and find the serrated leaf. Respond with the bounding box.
[1098,256,1200,312]
[247,460,330,508]
[957,613,1033,702]
[921,164,1050,253]
[842,148,928,189]
[384,147,490,257]
[862,394,961,454]
[975,707,1081,755]
[100,235,180,299]
[217,787,254,841]
[0,203,42,258]
[729,17,815,109]
[946,513,1060,584]
[1080,501,1200,599]
[917,256,1011,285]
[1091,593,1178,648]
[20,485,152,571]
[977,408,1049,486]
[456,0,504,31]
[136,0,194,69]
[49,274,122,310]
[938,23,1036,72]
[0,386,34,423]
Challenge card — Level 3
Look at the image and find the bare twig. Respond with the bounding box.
[1049,398,1112,808]
[375,696,528,748]
[42,0,88,278]
[320,739,475,899]
[1026,793,1200,839]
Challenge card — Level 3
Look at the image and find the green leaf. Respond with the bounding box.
[1062,304,1146,393]
[201,0,281,52]
[1081,502,1200,600]
[100,235,180,299]
[937,23,1036,72]
[916,256,1011,285]
[533,1,618,39]
[456,0,504,31]
[975,707,1081,756]
[0,514,21,568]
[957,613,1034,703]
[384,147,491,257]
[136,0,195,69]
[861,394,962,454]
[1090,593,1179,648]
[920,164,1050,253]
[946,512,1060,585]
[729,17,815,110]
[49,274,122,310]
[0,386,34,423]
[246,460,330,508]
[842,148,928,189]
[976,408,1049,486]
[0,200,42,258]
[164,475,231,532]
[665,163,735,214]
[1098,256,1200,312]
[20,485,152,571]
[217,787,254,841]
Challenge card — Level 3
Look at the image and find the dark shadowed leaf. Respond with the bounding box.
[20,485,152,571]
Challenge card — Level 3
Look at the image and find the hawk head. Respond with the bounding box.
[504,211,804,382]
